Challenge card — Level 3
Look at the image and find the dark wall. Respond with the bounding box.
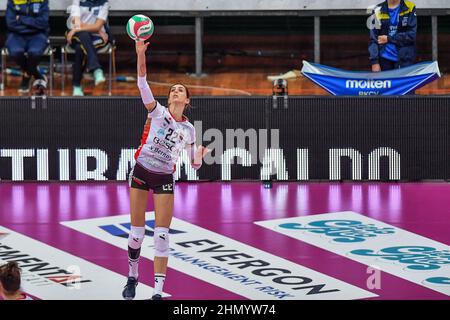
[0,96,448,181]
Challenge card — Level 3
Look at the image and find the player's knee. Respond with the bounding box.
[128,226,145,249]
[154,227,170,257]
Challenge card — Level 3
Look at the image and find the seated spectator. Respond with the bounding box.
[5,0,49,94]
[0,262,32,300]
[66,0,110,96]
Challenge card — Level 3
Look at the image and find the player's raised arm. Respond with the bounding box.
[136,41,156,111]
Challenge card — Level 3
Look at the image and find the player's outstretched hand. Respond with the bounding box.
[136,41,149,55]
[193,146,211,165]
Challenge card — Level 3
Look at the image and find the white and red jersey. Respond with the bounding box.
[0,292,33,300]
[134,102,196,174]
[17,292,33,300]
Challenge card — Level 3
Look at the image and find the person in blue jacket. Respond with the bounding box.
[5,0,49,93]
[369,0,417,72]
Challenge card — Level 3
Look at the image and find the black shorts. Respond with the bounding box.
[129,162,174,194]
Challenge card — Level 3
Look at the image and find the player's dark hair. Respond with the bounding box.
[0,262,21,294]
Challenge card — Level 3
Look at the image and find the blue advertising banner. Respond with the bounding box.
[301,61,441,96]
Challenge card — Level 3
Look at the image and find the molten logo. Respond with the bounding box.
[346,80,392,89]
[140,24,152,32]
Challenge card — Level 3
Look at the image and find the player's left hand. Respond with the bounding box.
[193,146,210,165]
[378,35,388,44]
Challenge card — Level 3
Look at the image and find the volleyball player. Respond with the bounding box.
[122,40,209,300]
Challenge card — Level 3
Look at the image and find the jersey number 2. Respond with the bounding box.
[165,128,177,144]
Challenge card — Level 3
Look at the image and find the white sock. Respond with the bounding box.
[128,226,145,279]
[128,252,140,279]
[153,273,166,295]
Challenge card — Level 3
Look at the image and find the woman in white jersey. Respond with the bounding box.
[122,41,208,300]
[0,262,32,300]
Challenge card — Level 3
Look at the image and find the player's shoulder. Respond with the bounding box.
[155,100,166,109]
[182,118,195,129]
[17,293,33,300]
[150,101,167,115]
[181,120,196,143]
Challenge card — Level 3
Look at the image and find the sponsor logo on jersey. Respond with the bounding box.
[149,145,172,160]
[153,137,174,151]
